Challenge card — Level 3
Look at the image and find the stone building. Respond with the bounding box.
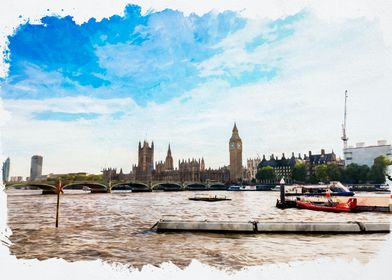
[229,123,243,183]
[201,167,230,183]
[305,149,343,179]
[177,158,205,182]
[246,157,261,181]
[102,168,131,181]
[258,153,300,184]
[155,144,174,172]
[256,149,343,184]
[133,141,154,182]
[105,128,238,185]
[131,141,230,184]
[10,176,23,183]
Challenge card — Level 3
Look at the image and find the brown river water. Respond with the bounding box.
[5,190,392,270]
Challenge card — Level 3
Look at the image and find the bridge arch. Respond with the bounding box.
[111,182,151,192]
[63,182,108,193]
[111,183,133,191]
[209,183,228,190]
[152,182,183,191]
[184,182,209,190]
[5,182,57,191]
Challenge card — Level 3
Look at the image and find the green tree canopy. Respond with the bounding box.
[256,166,276,182]
[315,164,328,183]
[292,162,306,183]
[326,163,342,181]
[367,155,392,184]
[342,163,361,184]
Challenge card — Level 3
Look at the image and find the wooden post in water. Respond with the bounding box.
[55,179,62,228]
[279,177,286,206]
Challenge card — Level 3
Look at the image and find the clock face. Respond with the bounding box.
[237,143,241,149]
[230,143,234,150]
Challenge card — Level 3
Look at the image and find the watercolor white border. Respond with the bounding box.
[1,1,392,279]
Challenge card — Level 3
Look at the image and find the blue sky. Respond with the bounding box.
[1,1,392,176]
[2,5,303,110]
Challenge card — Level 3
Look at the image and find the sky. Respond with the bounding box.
[1,0,392,177]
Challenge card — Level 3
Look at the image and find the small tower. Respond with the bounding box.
[136,140,154,181]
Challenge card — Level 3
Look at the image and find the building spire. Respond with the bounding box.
[230,122,241,141]
[233,122,238,133]
[167,143,171,156]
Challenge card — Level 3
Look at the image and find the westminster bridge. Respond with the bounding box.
[4,180,228,194]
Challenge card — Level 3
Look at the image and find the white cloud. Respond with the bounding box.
[1,1,392,178]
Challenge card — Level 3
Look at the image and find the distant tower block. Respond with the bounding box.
[2,157,10,183]
[30,155,43,181]
[229,123,243,183]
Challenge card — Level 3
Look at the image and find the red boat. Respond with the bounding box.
[296,198,357,213]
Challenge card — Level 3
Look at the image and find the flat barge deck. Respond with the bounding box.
[155,220,390,234]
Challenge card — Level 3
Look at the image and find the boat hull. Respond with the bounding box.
[296,198,357,213]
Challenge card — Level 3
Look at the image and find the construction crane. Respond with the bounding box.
[341,90,349,149]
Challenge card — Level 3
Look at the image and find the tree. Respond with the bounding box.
[342,163,361,184]
[367,155,392,184]
[357,165,370,183]
[292,162,306,183]
[315,164,328,183]
[309,174,318,184]
[326,163,342,181]
[256,166,276,183]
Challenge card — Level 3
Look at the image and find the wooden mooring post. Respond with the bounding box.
[279,178,286,207]
[55,179,62,228]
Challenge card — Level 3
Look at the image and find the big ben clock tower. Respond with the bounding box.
[229,123,243,183]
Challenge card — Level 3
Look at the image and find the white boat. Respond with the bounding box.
[228,185,257,191]
[284,181,354,197]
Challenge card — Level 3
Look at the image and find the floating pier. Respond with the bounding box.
[155,220,390,234]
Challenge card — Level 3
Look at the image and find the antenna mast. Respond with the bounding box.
[341,90,348,149]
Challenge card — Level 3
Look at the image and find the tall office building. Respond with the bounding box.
[30,155,43,181]
[2,157,10,183]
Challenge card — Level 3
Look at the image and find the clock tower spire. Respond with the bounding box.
[229,122,243,182]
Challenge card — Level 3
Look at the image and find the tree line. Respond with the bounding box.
[256,155,391,185]
[45,173,103,182]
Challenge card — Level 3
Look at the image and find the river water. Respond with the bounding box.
[5,190,391,270]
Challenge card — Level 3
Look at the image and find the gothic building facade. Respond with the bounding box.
[155,144,174,172]
[102,167,131,181]
[246,157,261,181]
[133,141,154,182]
[103,125,242,184]
[153,144,229,183]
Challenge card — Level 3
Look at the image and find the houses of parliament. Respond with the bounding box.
[103,124,244,184]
